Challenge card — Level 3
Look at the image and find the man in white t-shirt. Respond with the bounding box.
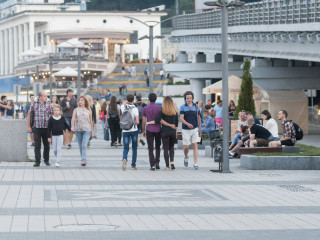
[121,94,139,171]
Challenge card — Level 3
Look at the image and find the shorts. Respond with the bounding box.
[256,138,270,147]
[182,128,199,146]
[215,118,223,127]
[281,139,295,146]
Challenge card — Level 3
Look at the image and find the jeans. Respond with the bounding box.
[202,127,215,134]
[33,128,50,164]
[122,131,138,167]
[75,131,91,162]
[146,131,161,167]
[161,131,176,167]
[232,133,242,146]
[52,135,63,163]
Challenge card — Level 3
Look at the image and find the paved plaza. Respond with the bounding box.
[0,132,320,240]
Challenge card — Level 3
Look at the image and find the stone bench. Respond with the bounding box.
[240,155,320,170]
[238,146,300,156]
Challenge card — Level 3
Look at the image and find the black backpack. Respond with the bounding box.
[287,120,303,140]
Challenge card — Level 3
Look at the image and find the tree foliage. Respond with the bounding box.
[234,59,256,118]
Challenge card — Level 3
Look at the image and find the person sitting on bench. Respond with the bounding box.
[202,111,215,134]
[269,110,296,147]
[245,117,273,148]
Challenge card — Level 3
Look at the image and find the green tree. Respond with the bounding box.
[234,59,256,118]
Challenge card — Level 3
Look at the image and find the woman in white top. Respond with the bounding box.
[261,110,279,141]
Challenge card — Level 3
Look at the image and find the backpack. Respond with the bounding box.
[120,105,135,130]
[135,102,145,120]
[291,121,303,140]
[286,120,303,140]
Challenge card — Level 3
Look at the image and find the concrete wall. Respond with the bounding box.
[0,119,27,162]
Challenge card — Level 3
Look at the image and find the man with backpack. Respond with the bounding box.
[142,93,162,171]
[135,94,147,145]
[120,94,139,171]
[269,110,298,147]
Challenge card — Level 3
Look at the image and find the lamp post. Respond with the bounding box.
[204,0,245,173]
[124,17,164,93]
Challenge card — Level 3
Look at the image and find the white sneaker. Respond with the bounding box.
[55,162,60,167]
[193,164,199,170]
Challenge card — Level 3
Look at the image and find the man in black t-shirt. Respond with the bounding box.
[246,118,273,147]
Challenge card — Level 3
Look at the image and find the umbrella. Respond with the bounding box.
[57,38,88,49]
[54,67,82,77]
[19,47,46,57]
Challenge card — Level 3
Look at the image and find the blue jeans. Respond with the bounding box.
[122,131,138,167]
[75,131,91,162]
[65,117,72,127]
[202,127,215,134]
[232,133,241,146]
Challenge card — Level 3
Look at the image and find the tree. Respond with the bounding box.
[234,59,256,118]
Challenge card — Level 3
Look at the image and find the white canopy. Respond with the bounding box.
[124,44,140,54]
[19,47,46,57]
[202,75,259,94]
[57,38,88,49]
[54,67,81,77]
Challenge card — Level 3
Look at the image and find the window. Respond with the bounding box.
[37,33,42,47]
[43,34,47,46]
[130,31,138,44]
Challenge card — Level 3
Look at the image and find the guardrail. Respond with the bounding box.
[172,0,320,30]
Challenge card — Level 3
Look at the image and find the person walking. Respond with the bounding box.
[27,91,53,167]
[141,93,162,171]
[71,96,94,166]
[120,94,139,171]
[180,91,202,169]
[107,96,121,147]
[86,95,96,148]
[100,101,107,130]
[51,95,60,105]
[60,89,77,149]
[93,98,101,138]
[147,96,179,170]
[47,105,71,167]
[25,94,36,146]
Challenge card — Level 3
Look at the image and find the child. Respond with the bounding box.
[47,105,71,167]
[241,125,249,139]
[6,100,15,119]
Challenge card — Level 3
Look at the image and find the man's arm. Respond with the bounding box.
[250,133,256,141]
[142,116,146,137]
[0,103,11,110]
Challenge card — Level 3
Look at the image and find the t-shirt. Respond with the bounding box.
[142,102,161,133]
[214,105,223,118]
[250,124,272,140]
[120,104,139,132]
[180,103,200,130]
[238,120,248,130]
[265,118,279,138]
[0,102,7,113]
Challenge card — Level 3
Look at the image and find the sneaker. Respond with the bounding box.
[156,164,160,170]
[67,144,71,149]
[44,162,51,166]
[140,139,145,146]
[33,163,40,167]
[31,143,35,147]
[131,166,137,170]
[55,162,60,167]
[229,152,234,159]
[184,158,188,167]
[171,163,175,170]
[193,164,199,170]
[117,143,123,146]
[150,166,155,171]
[122,159,127,171]
[81,162,87,166]
[164,167,170,171]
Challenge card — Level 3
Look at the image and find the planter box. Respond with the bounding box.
[240,155,320,170]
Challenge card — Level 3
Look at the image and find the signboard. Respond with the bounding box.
[195,0,218,12]
[307,89,317,97]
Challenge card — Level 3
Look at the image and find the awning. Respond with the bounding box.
[19,47,46,57]
[54,67,82,77]
[57,38,88,49]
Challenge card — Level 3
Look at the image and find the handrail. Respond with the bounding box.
[172,0,320,31]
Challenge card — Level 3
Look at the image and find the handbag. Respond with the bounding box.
[99,111,105,120]
[104,128,110,141]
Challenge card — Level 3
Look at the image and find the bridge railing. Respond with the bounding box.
[172,0,320,30]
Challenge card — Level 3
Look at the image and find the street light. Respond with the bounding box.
[204,0,245,173]
[124,17,164,93]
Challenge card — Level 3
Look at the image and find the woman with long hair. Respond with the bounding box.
[86,95,96,148]
[51,95,60,105]
[229,100,236,117]
[71,96,93,166]
[107,96,121,146]
[148,96,179,170]
[100,101,107,130]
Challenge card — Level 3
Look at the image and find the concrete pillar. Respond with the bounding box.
[13,26,18,68]
[4,29,9,74]
[0,30,4,75]
[18,24,23,55]
[29,21,34,49]
[120,44,125,63]
[178,51,188,63]
[24,23,29,51]
[190,78,206,103]
[9,27,14,73]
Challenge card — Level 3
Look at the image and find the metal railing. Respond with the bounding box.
[172,0,320,30]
